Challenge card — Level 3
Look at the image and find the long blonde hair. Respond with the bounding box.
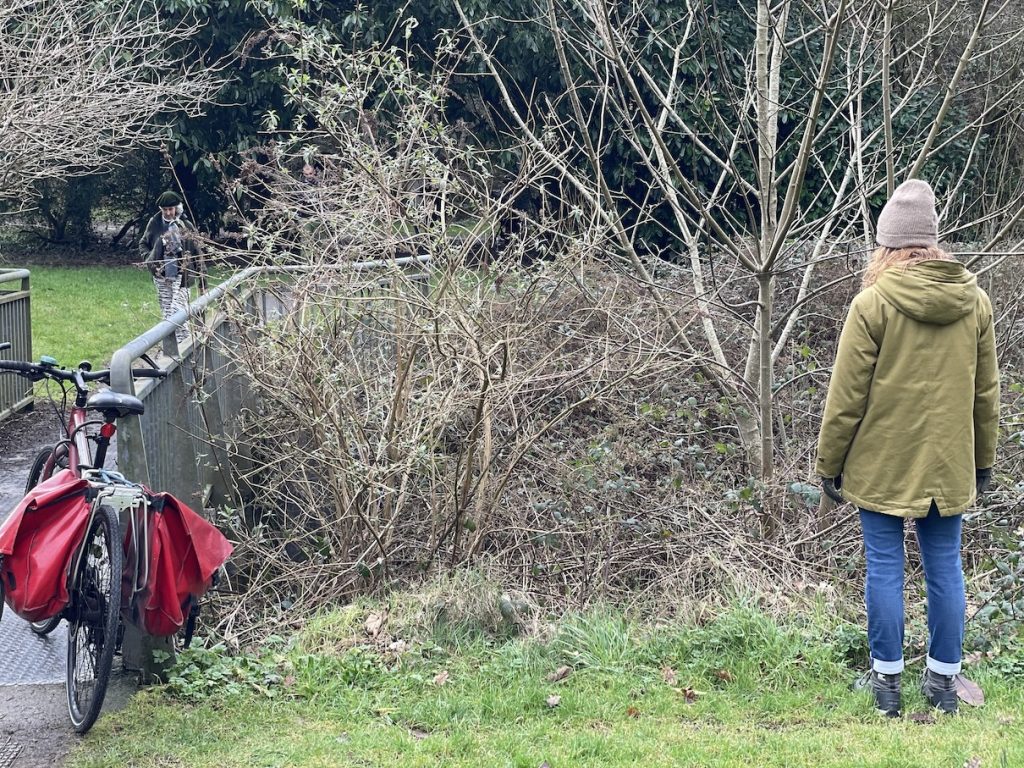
[861,246,955,288]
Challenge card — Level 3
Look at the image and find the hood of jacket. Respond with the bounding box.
[873,260,977,325]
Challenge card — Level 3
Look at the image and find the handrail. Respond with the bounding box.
[0,269,31,285]
[109,255,431,394]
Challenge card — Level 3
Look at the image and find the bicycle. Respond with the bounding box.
[0,345,165,733]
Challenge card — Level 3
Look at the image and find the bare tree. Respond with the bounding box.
[0,0,216,201]
[456,0,1024,488]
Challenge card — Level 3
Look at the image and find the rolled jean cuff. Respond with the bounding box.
[926,655,961,676]
[872,657,904,675]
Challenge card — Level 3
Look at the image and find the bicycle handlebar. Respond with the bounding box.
[0,341,10,352]
[0,360,168,386]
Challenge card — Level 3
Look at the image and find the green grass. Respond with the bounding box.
[28,265,161,368]
[68,604,1024,768]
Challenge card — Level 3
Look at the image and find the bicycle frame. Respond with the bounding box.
[46,375,118,478]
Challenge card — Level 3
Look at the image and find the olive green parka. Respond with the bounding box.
[815,260,999,518]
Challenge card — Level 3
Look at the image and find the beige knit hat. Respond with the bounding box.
[876,179,939,248]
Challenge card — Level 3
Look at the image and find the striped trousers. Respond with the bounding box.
[153,275,189,344]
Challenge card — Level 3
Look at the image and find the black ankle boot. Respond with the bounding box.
[921,668,958,714]
[868,671,902,717]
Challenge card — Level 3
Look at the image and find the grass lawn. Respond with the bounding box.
[68,603,1024,768]
[27,264,161,368]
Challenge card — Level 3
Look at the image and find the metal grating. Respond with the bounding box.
[0,612,65,686]
[0,738,22,768]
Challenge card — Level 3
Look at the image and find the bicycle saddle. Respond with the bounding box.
[86,390,146,418]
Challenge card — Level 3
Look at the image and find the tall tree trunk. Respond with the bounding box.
[756,272,774,481]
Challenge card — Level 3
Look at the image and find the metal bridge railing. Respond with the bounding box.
[0,269,32,423]
[108,255,430,512]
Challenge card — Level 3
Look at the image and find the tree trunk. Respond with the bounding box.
[756,272,774,481]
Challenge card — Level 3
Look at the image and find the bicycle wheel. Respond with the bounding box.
[26,446,67,636]
[23,444,68,495]
[66,504,122,734]
[29,615,61,636]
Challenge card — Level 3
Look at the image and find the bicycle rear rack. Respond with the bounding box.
[83,471,152,599]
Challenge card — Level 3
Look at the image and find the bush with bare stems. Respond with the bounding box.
[195,14,1022,646]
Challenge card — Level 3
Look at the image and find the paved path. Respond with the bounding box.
[0,429,34,527]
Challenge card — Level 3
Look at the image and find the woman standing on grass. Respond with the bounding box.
[815,179,1000,717]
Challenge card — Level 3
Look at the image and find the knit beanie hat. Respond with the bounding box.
[876,179,939,248]
[156,190,182,208]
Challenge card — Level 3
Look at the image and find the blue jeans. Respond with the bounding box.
[860,502,965,676]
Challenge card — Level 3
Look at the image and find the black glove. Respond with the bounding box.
[822,475,844,505]
[976,467,992,496]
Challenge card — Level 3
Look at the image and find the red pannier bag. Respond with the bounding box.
[0,470,91,622]
[123,492,233,637]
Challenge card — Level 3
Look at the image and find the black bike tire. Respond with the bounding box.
[66,504,123,734]
[24,446,55,495]
[26,447,63,636]
[29,615,62,636]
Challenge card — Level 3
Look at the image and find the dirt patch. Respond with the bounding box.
[0,407,58,457]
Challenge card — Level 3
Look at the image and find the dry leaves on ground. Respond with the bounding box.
[546,694,562,708]
[546,666,573,683]
[365,611,387,639]
[955,674,984,707]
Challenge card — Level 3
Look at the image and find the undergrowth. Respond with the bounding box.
[71,585,1024,768]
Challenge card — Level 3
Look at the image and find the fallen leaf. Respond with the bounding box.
[283,675,296,688]
[410,728,429,741]
[546,665,573,683]
[714,669,733,683]
[681,686,699,704]
[955,674,985,707]
[626,706,641,718]
[546,694,562,708]
[433,670,450,687]
[908,712,936,724]
[365,611,386,638]
[661,667,678,685]
[962,757,981,768]
[963,651,984,666]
